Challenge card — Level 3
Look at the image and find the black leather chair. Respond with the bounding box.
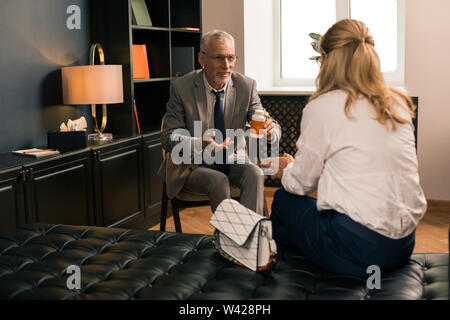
[160,180,241,233]
[160,176,269,233]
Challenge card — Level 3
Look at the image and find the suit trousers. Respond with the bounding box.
[181,163,267,216]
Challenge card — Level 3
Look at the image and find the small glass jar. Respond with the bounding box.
[250,109,266,136]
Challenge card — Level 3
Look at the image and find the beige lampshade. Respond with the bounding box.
[62,65,123,105]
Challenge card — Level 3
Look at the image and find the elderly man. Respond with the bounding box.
[159,29,280,216]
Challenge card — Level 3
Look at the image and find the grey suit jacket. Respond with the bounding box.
[159,69,267,199]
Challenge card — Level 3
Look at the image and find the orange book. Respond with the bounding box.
[132,44,150,79]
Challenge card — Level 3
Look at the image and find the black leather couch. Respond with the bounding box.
[0,223,448,300]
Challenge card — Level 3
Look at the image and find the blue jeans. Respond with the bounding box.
[270,188,416,278]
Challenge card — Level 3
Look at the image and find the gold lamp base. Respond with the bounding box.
[90,43,110,140]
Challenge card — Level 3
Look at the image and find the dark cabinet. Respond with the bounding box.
[142,132,164,226]
[0,167,26,234]
[0,151,93,231]
[0,135,165,233]
[24,151,94,226]
[92,137,145,228]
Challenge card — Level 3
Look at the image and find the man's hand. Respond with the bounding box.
[260,153,294,180]
[263,111,277,142]
[202,131,233,151]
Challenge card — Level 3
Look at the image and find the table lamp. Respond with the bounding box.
[61,43,123,141]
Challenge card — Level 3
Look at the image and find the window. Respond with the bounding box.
[276,0,405,87]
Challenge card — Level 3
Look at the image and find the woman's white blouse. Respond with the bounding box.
[281,90,427,239]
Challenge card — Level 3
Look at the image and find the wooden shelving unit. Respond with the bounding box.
[85,0,202,229]
[90,0,202,136]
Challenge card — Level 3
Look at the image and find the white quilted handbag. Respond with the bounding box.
[210,199,277,271]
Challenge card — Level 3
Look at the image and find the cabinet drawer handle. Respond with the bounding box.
[27,168,34,179]
[147,143,161,149]
[93,150,101,160]
[20,170,27,182]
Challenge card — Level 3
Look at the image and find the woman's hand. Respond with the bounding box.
[260,153,294,179]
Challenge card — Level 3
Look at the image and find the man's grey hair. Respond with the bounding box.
[200,29,235,52]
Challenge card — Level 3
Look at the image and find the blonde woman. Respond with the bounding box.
[264,19,427,277]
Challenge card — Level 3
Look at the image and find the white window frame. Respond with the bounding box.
[274,0,405,87]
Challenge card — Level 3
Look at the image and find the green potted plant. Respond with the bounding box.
[309,32,322,64]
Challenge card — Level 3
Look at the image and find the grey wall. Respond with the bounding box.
[405,0,450,201]
[0,0,91,153]
[201,0,245,74]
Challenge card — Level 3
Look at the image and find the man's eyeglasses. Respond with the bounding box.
[201,51,237,63]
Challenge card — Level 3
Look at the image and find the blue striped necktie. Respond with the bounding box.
[212,90,229,175]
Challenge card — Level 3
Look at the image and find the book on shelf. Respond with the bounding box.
[172,27,200,31]
[131,9,137,25]
[131,0,153,26]
[132,44,150,80]
[12,148,60,158]
[172,47,195,77]
[134,100,141,135]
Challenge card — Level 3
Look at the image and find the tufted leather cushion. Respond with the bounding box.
[0,224,448,300]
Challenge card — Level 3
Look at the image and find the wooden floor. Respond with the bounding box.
[150,188,450,254]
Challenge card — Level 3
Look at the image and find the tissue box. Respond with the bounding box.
[48,131,87,153]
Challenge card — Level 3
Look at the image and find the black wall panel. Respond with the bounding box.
[0,0,91,153]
